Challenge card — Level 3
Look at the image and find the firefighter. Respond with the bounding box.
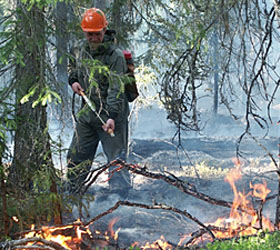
[67,7,131,198]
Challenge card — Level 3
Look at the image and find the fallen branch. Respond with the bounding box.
[84,200,216,240]
[0,237,68,250]
[87,159,238,209]
[82,159,264,216]
[79,162,112,195]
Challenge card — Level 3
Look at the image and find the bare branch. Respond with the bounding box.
[84,200,216,240]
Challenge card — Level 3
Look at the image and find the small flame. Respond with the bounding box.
[114,227,121,241]
[108,217,121,241]
[24,220,85,250]
[231,157,243,167]
[209,167,274,239]
[141,235,172,250]
[177,234,188,246]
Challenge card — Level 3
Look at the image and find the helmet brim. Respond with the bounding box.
[81,27,104,32]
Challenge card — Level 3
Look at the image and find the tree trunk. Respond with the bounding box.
[212,29,219,116]
[9,1,49,189]
[55,1,68,101]
[9,1,62,224]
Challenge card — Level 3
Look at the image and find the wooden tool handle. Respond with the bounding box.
[108,128,115,137]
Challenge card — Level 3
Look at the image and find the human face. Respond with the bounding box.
[84,29,106,49]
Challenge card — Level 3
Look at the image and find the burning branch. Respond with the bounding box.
[0,237,69,250]
[68,159,275,246]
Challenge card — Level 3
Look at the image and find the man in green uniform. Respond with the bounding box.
[67,8,131,197]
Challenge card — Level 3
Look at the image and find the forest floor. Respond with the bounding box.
[68,135,279,248]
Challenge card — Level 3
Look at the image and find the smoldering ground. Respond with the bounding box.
[67,134,279,248]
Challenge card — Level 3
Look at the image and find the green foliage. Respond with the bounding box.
[128,247,141,250]
[85,59,110,88]
[83,58,131,99]
[19,0,72,10]
[0,167,63,238]
[0,0,68,238]
[201,231,280,250]
[20,86,62,108]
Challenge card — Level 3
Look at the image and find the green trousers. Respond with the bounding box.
[66,108,131,193]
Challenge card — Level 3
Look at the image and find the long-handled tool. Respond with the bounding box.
[80,91,115,137]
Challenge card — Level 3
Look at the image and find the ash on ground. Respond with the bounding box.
[66,136,279,248]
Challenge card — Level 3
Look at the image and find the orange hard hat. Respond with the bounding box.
[81,8,108,32]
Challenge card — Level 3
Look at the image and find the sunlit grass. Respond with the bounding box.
[200,230,280,250]
[182,160,230,179]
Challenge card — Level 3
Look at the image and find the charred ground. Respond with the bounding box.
[69,135,279,248]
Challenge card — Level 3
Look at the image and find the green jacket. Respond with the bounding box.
[68,30,129,121]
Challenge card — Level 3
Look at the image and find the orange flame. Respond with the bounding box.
[140,235,173,250]
[210,167,274,239]
[23,217,123,249]
[108,217,120,240]
[24,224,76,249]
[22,164,275,249]
[24,220,87,250]
[177,234,188,246]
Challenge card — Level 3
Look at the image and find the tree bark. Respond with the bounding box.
[212,29,219,115]
[9,1,49,189]
[55,1,69,100]
[8,1,61,224]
